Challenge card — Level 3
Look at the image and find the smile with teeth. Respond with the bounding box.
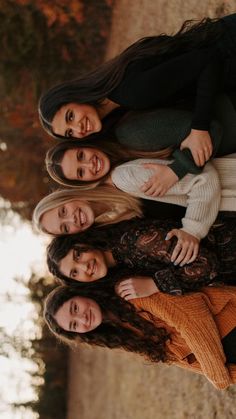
[78,118,91,135]
[86,118,91,132]
[78,209,87,227]
[93,155,102,175]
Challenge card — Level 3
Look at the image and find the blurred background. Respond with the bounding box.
[1,1,236,418]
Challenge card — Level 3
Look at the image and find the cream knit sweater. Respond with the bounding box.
[111,155,236,240]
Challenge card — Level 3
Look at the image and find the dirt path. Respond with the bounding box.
[67,1,236,418]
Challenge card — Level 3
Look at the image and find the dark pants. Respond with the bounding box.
[222,327,236,363]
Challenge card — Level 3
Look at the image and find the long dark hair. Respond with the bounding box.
[45,137,172,188]
[47,226,143,285]
[39,17,222,137]
[44,284,169,362]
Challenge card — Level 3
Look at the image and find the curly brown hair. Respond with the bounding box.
[44,284,169,362]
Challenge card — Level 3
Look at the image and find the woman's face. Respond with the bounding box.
[41,200,94,235]
[54,296,102,333]
[59,248,108,282]
[52,103,102,139]
[61,147,110,182]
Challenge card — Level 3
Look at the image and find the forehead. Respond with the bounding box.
[60,249,74,275]
[61,149,78,178]
[55,299,71,331]
[41,207,60,234]
[52,106,67,135]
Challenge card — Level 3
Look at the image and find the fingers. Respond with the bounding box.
[141,179,167,196]
[192,149,206,167]
[116,279,139,300]
[165,229,177,241]
[185,243,199,264]
[168,230,199,265]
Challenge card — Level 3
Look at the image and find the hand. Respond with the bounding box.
[140,163,179,197]
[115,277,159,300]
[165,229,200,266]
[180,129,213,167]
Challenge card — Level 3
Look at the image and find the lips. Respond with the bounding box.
[87,259,96,277]
[91,259,96,275]
[93,155,102,175]
[88,309,91,327]
[86,118,92,132]
[78,208,87,227]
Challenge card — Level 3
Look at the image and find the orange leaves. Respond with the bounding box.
[22,0,85,28]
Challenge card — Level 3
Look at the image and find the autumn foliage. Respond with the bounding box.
[0,0,113,219]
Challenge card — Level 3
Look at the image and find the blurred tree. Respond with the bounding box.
[1,273,68,417]
[0,0,113,219]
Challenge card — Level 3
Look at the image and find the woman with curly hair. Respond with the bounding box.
[44,283,236,390]
[46,216,236,296]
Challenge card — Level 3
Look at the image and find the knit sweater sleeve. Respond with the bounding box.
[135,293,232,389]
[115,108,223,179]
[111,159,221,239]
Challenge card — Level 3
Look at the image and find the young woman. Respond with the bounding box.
[39,14,236,181]
[45,138,236,236]
[44,284,236,389]
[32,186,143,235]
[46,216,236,295]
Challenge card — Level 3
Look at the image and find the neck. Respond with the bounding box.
[92,201,110,218]
[99,98,120,119]
[104,250,116,268]
[103,174,115,186]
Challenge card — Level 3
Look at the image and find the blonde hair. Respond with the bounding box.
[33,185,143,235]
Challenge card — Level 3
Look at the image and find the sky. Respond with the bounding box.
[0,207,49,418]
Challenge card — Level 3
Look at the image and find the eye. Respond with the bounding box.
[77,150,84,161]
[65,128,73,138]
[71,269,78,278]
[72,321,77,331]
[60,205,67,217]
[77,168,84,179]
[73,302,79,313]
[62,223,69,234]
[68,110,74,122]
[73,249,81,262]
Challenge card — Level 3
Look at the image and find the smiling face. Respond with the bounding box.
[61,147,110,182]
[52,103,102,139]
[41,200,95,235]
[54,296,103,333]
[59,247,108,282]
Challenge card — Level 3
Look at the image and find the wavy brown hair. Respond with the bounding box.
[39,17,222,138]
[45,137,172,188]
[44,284,169,362]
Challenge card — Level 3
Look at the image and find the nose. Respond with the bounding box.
[80,160,93,170]
[78,261,89,273]
[78,312,88,325]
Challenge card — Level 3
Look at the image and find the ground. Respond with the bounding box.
[67,1,236,418]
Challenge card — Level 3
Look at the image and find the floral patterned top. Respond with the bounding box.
[107,218,220,295]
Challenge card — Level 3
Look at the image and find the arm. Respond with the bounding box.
[116,276,159,300]
[116,107,222,180]
[115,218,219,294]
[139,292,232,389]
[113,49,222,167]
[111,159,221,239]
